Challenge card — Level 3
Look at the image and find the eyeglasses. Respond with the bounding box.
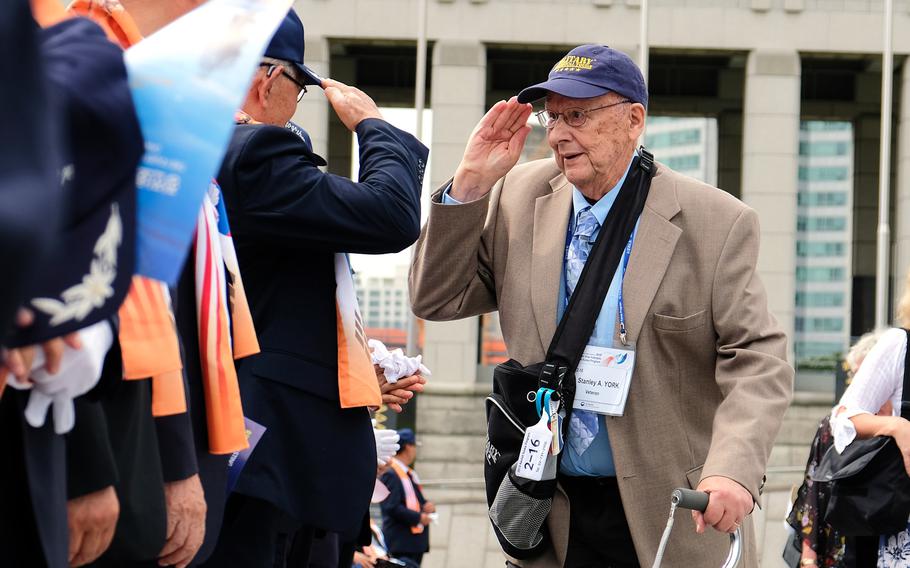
[261,63,308,102]
[535,99,632,129]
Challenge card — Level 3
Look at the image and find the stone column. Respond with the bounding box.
[740,49,801,362]
[421,40,487,385]
[290,36,330,157]
[428,40,486,189]
[417,41,491,568]
[894,60,910,313]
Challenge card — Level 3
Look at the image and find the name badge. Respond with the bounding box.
[572,344,636,416]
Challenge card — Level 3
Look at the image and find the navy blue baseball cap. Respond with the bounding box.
[7,17,140,347]
[264,10,322,87]
[398,428,417,446]
[517,45,648,108]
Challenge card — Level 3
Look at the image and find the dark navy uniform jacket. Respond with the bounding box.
[217,118,427,537]
[0,4,58,338]
[1,12,141,568]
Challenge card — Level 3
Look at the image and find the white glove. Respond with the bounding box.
[373,419,400,465]
[20,321,112,434]
[369,339,432,384]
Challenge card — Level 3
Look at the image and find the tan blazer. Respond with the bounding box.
[410,158,794,567]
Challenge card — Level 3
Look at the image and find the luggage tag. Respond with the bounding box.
[572,341,636,416]
[515,400,553,481]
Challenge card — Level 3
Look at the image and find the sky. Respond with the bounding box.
[349,107,433,278]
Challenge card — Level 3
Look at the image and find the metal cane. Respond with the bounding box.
[651,488,743,568]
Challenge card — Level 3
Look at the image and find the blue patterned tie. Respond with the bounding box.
[565,207,600,455]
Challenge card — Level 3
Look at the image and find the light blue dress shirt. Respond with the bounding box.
[558,159,635,477]
[442,154,638,477]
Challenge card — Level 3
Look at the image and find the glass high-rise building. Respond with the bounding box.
[794,121,853,371]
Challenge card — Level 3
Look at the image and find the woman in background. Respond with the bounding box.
[787,332,882,567]
[828,268,910,567]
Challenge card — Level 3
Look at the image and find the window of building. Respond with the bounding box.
[797,216,848,232]
[798,191,848,207]
[795,317,844,333]
[645,128,702,149]
[796,266,845,282]
[798,166,849,182]
[796,291,845,307]
[663,154,701,171]
[796,241,846,257]
[801,121,852,133]
[798,141,850,157]
[795,340,847,360]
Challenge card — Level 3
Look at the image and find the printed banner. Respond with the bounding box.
[125,0,294,284]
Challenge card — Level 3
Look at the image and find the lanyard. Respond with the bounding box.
[536,388,552,418]
[617,231,635,346]
[564,220,637,346]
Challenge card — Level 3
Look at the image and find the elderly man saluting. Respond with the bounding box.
[409,45,793,567]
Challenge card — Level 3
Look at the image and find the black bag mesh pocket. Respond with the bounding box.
[488,465,555,558]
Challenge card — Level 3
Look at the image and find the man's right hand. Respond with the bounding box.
[322,78,384,131]
[158,473,207,568]
[419,512,431,526]
[451,97,533,203]
[68,485,120,566]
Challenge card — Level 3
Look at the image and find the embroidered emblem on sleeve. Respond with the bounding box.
[31,204,122,326]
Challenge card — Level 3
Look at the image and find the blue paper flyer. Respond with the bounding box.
[226,417,267,495]
[125,0,294,285]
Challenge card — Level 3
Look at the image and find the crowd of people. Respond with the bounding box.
[7,0,910,566]
[2,1,428,567]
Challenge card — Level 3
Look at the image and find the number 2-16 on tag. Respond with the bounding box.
[515,413,552,481]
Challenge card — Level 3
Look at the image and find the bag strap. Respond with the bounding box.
[538,148,655,396]
[902,329,910,420]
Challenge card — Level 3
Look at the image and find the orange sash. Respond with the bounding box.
[390,458,425,534]
[30,0,68,26]
[118,278,186,416]
[334,255,381,408]
[67,0,142,46]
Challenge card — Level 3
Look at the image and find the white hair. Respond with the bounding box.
[260,57,304,84]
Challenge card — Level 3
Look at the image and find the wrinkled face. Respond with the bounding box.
[545,92,643,198]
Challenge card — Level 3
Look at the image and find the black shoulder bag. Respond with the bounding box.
[483,149,654,559]
[812,328,910,536]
